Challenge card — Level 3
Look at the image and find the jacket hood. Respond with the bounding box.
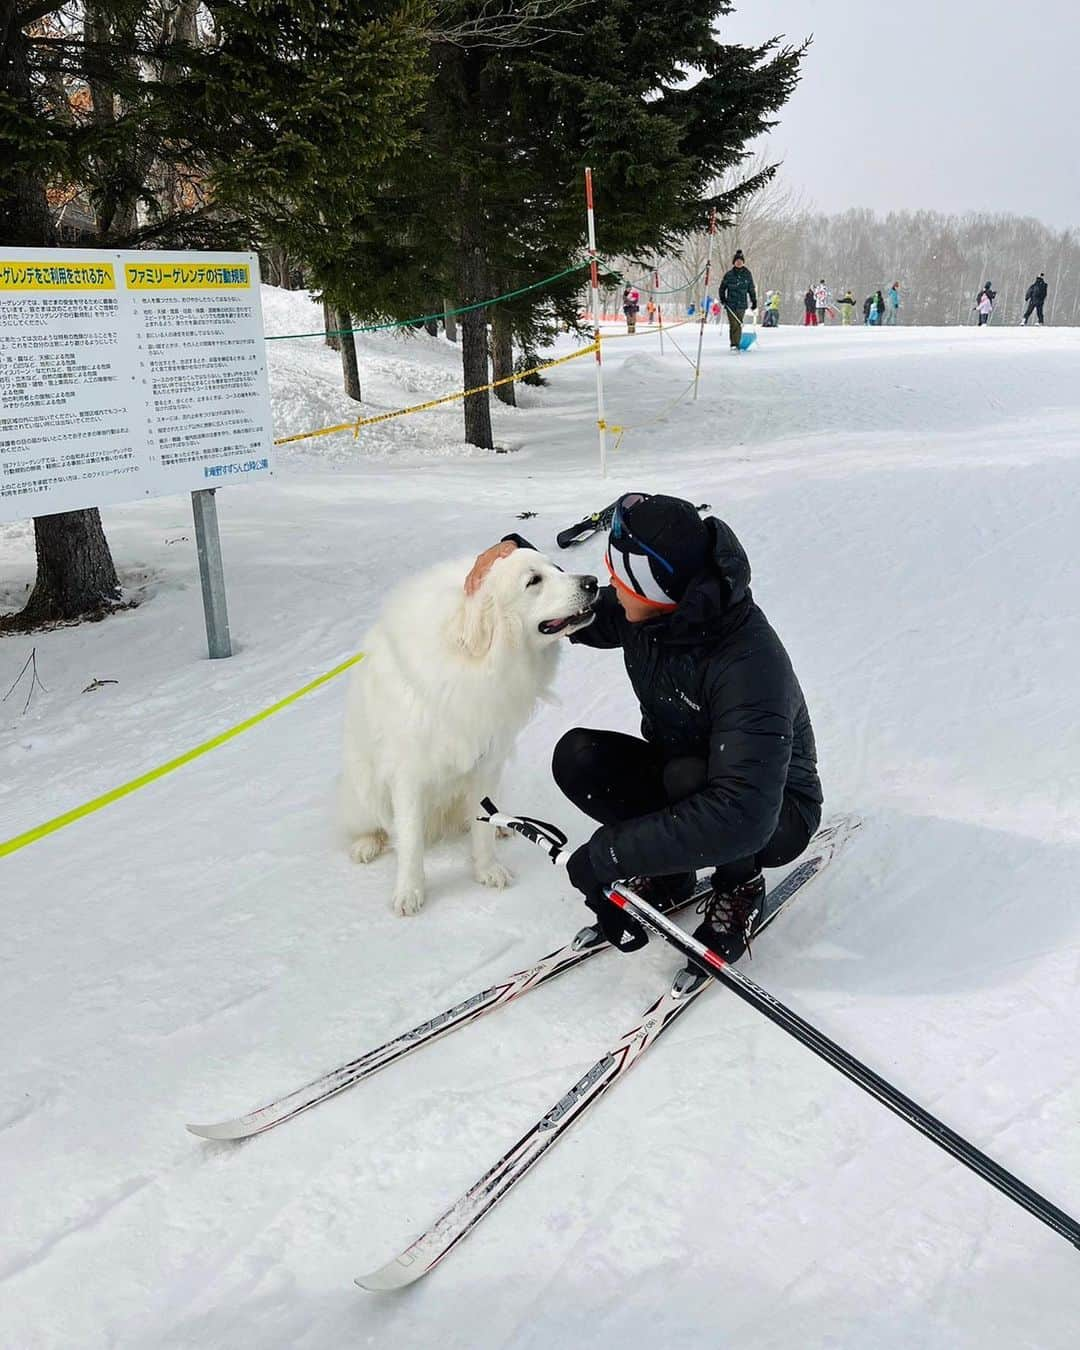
[660,517,752,645]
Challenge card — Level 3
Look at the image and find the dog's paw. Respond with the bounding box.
[393,885,426,916]
[350,831,387,864]
[475,860,514,890]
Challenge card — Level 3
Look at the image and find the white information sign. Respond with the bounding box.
[0,248,273,523]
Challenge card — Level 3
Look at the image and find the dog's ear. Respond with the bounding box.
[458,589,496,657]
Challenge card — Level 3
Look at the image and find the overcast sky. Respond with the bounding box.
[719,0,1080,230]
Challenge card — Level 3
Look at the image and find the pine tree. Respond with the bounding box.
[326,2,804,448]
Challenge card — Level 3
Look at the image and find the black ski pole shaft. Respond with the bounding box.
[604,881,1080,1253]
[484,802,1080,1252]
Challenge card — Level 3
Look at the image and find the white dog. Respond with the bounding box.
[341,547,597,915]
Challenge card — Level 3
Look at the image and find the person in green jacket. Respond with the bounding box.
[763,289,781,327]
[718,249,757,351]
[838,289,856,325]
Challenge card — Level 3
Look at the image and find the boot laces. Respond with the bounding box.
[696,877,762,957]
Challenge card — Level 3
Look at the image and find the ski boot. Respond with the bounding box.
[673,873,766,993]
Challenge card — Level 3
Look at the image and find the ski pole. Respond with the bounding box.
[481,800,1080,1254]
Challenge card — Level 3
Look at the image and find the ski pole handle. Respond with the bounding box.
[477,798,570,866]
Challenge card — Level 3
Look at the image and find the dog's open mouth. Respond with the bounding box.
[539,607,596,636]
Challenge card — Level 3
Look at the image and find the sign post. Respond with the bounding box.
[0,248,274,658]
[191,488,231,659]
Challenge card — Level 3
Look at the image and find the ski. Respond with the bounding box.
[555,497,619,548]
[186,884,709,1141]
[355,815,857,1290]
[556,500,710,548]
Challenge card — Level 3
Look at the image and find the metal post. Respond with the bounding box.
[191,488,232,659]
[693,206,717,400]
[584,167,608,477]
[654,269,664,356]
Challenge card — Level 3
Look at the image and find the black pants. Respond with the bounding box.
[1023,300,1045,324]
[552,728,817,889]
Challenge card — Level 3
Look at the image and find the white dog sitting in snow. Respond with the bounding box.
[341,546,597,915]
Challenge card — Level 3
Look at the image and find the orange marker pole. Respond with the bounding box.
[693,205,717,401]
[584,167,608,476]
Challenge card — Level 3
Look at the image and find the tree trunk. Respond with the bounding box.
[459,223,493,449]
[460,306,492,448]
[2,511,122,632]
[491,309,516,407]
[443,300,457,342]
[0,12,121,632]
[339,310,361,401]
[324,299,341,350]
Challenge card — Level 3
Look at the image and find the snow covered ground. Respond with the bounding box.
[3,295,1080,1348]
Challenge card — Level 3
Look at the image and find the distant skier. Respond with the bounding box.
[645,299,657,326]
[465,493,823,965]
[976,281,997,313]
[1023,273,1048,325]
[976,290,993,326]
[763,290,781,327]
[813,280,830,324]
[864,294,879,325]
[839,289,856,325]
[718,249,757,351]
[884,281,901,325]
[622,286,640,334]
[804,286,818,326]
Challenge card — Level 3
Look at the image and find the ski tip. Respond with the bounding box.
[185,1120,250,1141]
[355,1260,423,1293]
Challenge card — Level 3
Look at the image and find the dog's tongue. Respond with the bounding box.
[540,607,593,636]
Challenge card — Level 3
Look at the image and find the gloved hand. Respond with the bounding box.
[565,842,648,953]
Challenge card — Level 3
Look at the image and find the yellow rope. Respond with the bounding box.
[274,344,599,447]
[598,376,698,455]
[0,653,365,860]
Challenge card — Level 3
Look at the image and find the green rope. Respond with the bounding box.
[609,264,709,296]
[265,260,592,341]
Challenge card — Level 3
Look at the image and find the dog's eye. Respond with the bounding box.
[526,574,542,588]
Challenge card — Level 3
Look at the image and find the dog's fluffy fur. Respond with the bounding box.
[341,548,596,914]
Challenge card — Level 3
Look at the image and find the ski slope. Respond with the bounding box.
[3,297,1079,1348]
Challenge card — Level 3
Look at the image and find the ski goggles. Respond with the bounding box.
[606,493,678,609]
[610,494,675,575]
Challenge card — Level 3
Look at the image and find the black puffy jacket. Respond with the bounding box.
[569,517,823,881]
[718,265,757,313]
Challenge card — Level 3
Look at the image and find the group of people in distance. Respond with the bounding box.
[618,259,1051,337]
[798,281,901,326]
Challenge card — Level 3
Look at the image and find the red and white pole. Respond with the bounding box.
[693,205,717,401]
[584,167,608,476]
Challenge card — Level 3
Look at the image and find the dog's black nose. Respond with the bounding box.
[581,575,599,597]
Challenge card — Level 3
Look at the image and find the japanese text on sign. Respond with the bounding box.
[0,248,272,521]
